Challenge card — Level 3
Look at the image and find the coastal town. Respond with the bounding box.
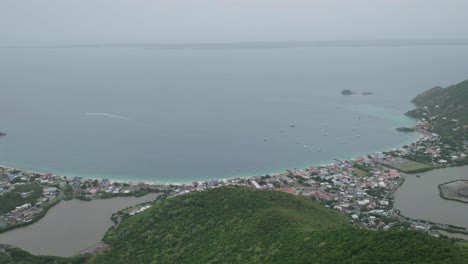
[1,116,467,239]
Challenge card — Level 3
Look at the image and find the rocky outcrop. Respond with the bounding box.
[341,89,354,95]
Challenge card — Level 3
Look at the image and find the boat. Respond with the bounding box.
[289,124,295,128]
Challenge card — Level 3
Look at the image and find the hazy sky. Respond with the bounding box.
[1,0,467,45]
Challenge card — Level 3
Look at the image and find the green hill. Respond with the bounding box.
[407,79,468,144]
[90,187,467,264]
[0,244,89,264]
[411,80,468,107]
[2,187,467,263]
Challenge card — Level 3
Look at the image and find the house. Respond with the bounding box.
[43,187,58,195]
[88,187,100,195]
[251,181,261,189]
[380,200,389,206]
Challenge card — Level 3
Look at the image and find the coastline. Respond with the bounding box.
[438,180,468,204]
[0,118,422,185]
[2,102,467,253]
[0,131,421,185]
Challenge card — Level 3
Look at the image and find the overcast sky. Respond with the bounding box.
[1,0,467,45]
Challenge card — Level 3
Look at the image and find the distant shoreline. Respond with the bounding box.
[3,39,468,50]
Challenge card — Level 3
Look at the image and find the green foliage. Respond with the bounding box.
[93,187,468,264]
[0,245,90,264]
[407,79,468,144]
[411,80,468,108]
[365,186,386,199]
[95,186,347,263]
[62,185,74,200]
[0,184,43,214]
[384,160,433,174]
[353,164,373,173]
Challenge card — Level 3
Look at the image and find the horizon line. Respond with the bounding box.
[2,38,468,50]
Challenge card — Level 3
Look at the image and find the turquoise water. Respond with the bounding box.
[0,46,467,182]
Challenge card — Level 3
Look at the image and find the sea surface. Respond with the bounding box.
[1,45,468,182]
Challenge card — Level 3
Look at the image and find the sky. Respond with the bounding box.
[1,0,467,45]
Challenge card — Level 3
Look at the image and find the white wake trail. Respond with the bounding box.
[84,113,129,120]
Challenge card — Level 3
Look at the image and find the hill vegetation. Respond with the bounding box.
[407,79,468,144]
[92,187,467,264]
[0,244,88,264]
[1,186,468,263]
[0,184,43,214]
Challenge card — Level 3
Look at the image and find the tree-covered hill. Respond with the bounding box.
[90,186,468,264]
[411,79,468,107]
[0,244,89,264]
[407,79,468,144]
[1,186,467,263]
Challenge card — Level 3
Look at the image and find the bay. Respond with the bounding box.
[0,46,468,182]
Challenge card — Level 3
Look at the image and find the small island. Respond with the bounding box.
[395,127,415,132]
[341,90,374,96]
[341,89,355,95]
[439,180,468,204]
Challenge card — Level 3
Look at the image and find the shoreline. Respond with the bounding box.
[0,138,423,186]
[2,110,467,254]
[438,180,468,204]
[0,127,422,185]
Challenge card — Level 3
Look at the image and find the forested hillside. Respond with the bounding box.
[407,79,468,144]
[92,187,468,264]
[1,186,467,263]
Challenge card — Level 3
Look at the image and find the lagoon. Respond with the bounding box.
[0,194,158,257]
[394,166,468,228]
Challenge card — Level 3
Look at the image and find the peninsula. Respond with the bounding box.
[439,180,468,204]
[396,127,416,132]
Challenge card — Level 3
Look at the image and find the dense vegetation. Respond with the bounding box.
[1,187,467,263]
[91,187,467,264]
[407,79,468,144]
[382,160,433,173]
[0,184,43,214]
[0,245,89,264]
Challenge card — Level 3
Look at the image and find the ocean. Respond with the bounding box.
[1,45,468,182]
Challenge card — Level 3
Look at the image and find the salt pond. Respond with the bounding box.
[0,193,159,257]
[394,166,468,228]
